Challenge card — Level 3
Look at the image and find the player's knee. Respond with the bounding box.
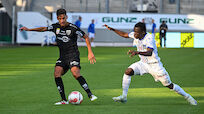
[54,71,61,78]
[71,67,81,79]
[166,83,174,89]
[125,68,134,76]
[54,66,63,78]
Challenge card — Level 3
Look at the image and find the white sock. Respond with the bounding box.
[173,83,188,98]
[122,74,131,97]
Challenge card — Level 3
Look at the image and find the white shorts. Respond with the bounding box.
[89,32,95,38]
[128,61,172,86]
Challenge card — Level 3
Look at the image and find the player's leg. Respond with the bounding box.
[156,73,185,97]
[47,38,50,46]
[90,37,94,42]
[90,37,94,46]
[166,83,197,105]
[164,35,166,48]
[122,68,134,97]
[166,83,188,96]
[54,66,69,105]
[152,63,197,105]
[113,61,146,103]
[159,35,162,47]
[90,37,96,47]
[70,66,97,101]
[112,68,133,103]
[89,33,95,47]
[88,33,92,42]
[41,38,46,47]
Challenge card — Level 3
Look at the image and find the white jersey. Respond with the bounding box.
[128,32,161,64]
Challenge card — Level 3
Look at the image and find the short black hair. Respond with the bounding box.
[56,8,66,16]
[134,22,146,33]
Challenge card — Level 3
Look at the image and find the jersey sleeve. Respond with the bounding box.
[76,27,85,37]
[47,24,55,32]
[128,32,135,39]
[146,36,154,50]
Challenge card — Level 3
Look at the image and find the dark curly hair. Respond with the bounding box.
[134,22,146,33]
[56,8,66,16]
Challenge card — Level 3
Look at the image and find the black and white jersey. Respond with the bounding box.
[47,22,85,58]
[159,24,168,34]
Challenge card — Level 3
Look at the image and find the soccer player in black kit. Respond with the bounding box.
[20,9,97,105]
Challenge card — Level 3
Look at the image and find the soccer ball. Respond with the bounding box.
[68,91,83,105]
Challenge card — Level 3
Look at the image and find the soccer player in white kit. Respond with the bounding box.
[103,22,197,105]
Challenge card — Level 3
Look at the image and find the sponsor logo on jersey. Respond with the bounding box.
[70,61,79,66]
[143,45,147,50]
[58,30,66,35]
[57,36,70,42]
[58,32,66,35]
[56,28,60,34]
[66,30,71,35]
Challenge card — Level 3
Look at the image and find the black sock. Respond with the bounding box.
[77,76,93,98]
[55,77,67,101]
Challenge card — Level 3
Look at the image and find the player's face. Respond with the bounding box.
[57,14,67,27]
[134,27,144,39]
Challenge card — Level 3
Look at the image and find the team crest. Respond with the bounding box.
[66,30,71,35]
[143,45,147,49]
[56,28,60,34]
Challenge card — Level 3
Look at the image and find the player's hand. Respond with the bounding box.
[88,52,96,64]
[19,27,29,31]
[103,24,112,31]
[127,50,138,57]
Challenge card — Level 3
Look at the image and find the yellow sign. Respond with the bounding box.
[149,33,160,47]
[155,33,160,47]
[181,33,194,47]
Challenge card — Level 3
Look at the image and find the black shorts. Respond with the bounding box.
[55,53,81,75]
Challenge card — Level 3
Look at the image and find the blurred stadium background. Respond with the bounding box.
[0,0,204,47]
[0,1,204,114]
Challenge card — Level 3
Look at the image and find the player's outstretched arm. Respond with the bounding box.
[83,34,96,64]
[103,24,129,38]
[19,26,48,32]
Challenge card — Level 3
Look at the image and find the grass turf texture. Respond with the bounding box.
[0,46,203,114]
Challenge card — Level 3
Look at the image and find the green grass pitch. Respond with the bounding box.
[0,46,203,114]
